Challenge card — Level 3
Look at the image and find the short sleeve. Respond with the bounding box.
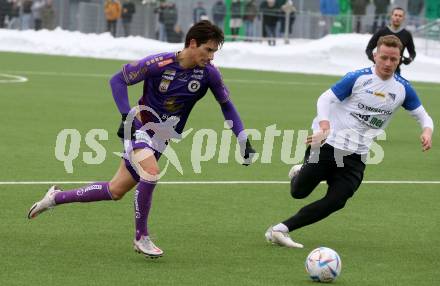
[402,83,422,111]
[330,71,361,101]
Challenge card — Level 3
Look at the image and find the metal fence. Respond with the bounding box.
[413,19,440,57]
[2,0,439,55]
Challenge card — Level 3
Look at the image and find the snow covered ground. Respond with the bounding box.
[1,28,439,83]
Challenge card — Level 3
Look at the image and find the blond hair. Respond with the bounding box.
[377,35,403,52]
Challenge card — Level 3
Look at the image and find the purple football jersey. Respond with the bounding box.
[121,52,230,133]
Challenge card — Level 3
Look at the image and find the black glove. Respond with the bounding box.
[240,139,256,166]
[117,113,136,139]
[402,56,412,65]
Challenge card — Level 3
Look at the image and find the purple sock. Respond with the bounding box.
[54,182,113,205]
[134,180,156,241]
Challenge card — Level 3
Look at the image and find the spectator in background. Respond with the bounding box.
[320,0,340,37]
[279,0,296,37]
[31,0,45,30]
[1,0,7,23]
[212,0,226,30]
[155,0,168,41]
[260,0,278,46]
[350,0,369,33]
[0,0,9,28]
[105,0,121,37]
[7,0,21,29]
[366,7,416,74]
[407,0,424,28]
[122,0,136,37]
[372,0,390,33]
[41,0,55,30]
[167,23,183,43]
[230,0,243,40]
[193,1,207,24]
[21,0,33,30]
[243,0,258,41]
[163,2,177,43]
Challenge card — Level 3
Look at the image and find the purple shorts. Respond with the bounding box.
[123,130,166,182]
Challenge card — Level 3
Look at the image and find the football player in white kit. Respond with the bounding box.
[265,35,434,248]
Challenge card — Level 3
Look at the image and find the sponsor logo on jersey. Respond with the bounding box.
[159,79,171,93]
[188,80,201,92]
[162,75,175,81]
[158,58,174,68]
[388,92,396,101]
[163,69,176,76]
[374,91,385,98]
[146,56,164,66]
[362,79,373,87]
[357,103,392,115]
[191,74,204,80]
[193,69,204,75]
[351,112,386,128]
[164,97,184,113]
[177,72,191,82]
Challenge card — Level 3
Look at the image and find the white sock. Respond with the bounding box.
[272,223,289,233]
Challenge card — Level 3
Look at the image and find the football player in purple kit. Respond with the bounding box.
[28,21,255,258]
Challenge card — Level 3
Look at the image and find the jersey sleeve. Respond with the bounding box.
[121,54,172,85]
[207,65,230,104]
[330,71,359,101]
[402,83,422,111]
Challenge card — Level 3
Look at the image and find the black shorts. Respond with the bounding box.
[292,144,366,198]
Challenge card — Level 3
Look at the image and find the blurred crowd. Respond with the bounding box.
[0,0,55,30]
[154,0,298,44]
[0,0,432,43]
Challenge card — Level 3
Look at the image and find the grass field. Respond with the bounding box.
[0,51,439,286]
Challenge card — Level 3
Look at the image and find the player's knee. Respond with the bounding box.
[290,178,309,199]
[328,196,350,212]
[138,166,160,182]
[110,191,125,201]
[332,199,347,211]
[108,182,131,200]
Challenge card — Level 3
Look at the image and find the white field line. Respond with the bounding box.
[1,70,322,86]
[1,70,438,89]
[0,73,28,83]
[0,180,440,185]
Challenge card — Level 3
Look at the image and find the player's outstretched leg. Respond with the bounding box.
[28,185,61,219]
[265,225,304,248]
[27,182,113,219]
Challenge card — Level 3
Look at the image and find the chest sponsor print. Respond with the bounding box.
[350,112,388,129]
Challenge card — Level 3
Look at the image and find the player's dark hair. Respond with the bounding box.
[184,20,224,48]
[391,6,405,15]
[377,35,403,52]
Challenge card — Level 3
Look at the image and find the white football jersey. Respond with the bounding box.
[312,67,422,154]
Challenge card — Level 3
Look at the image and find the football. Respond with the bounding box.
[305,247,342,283]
